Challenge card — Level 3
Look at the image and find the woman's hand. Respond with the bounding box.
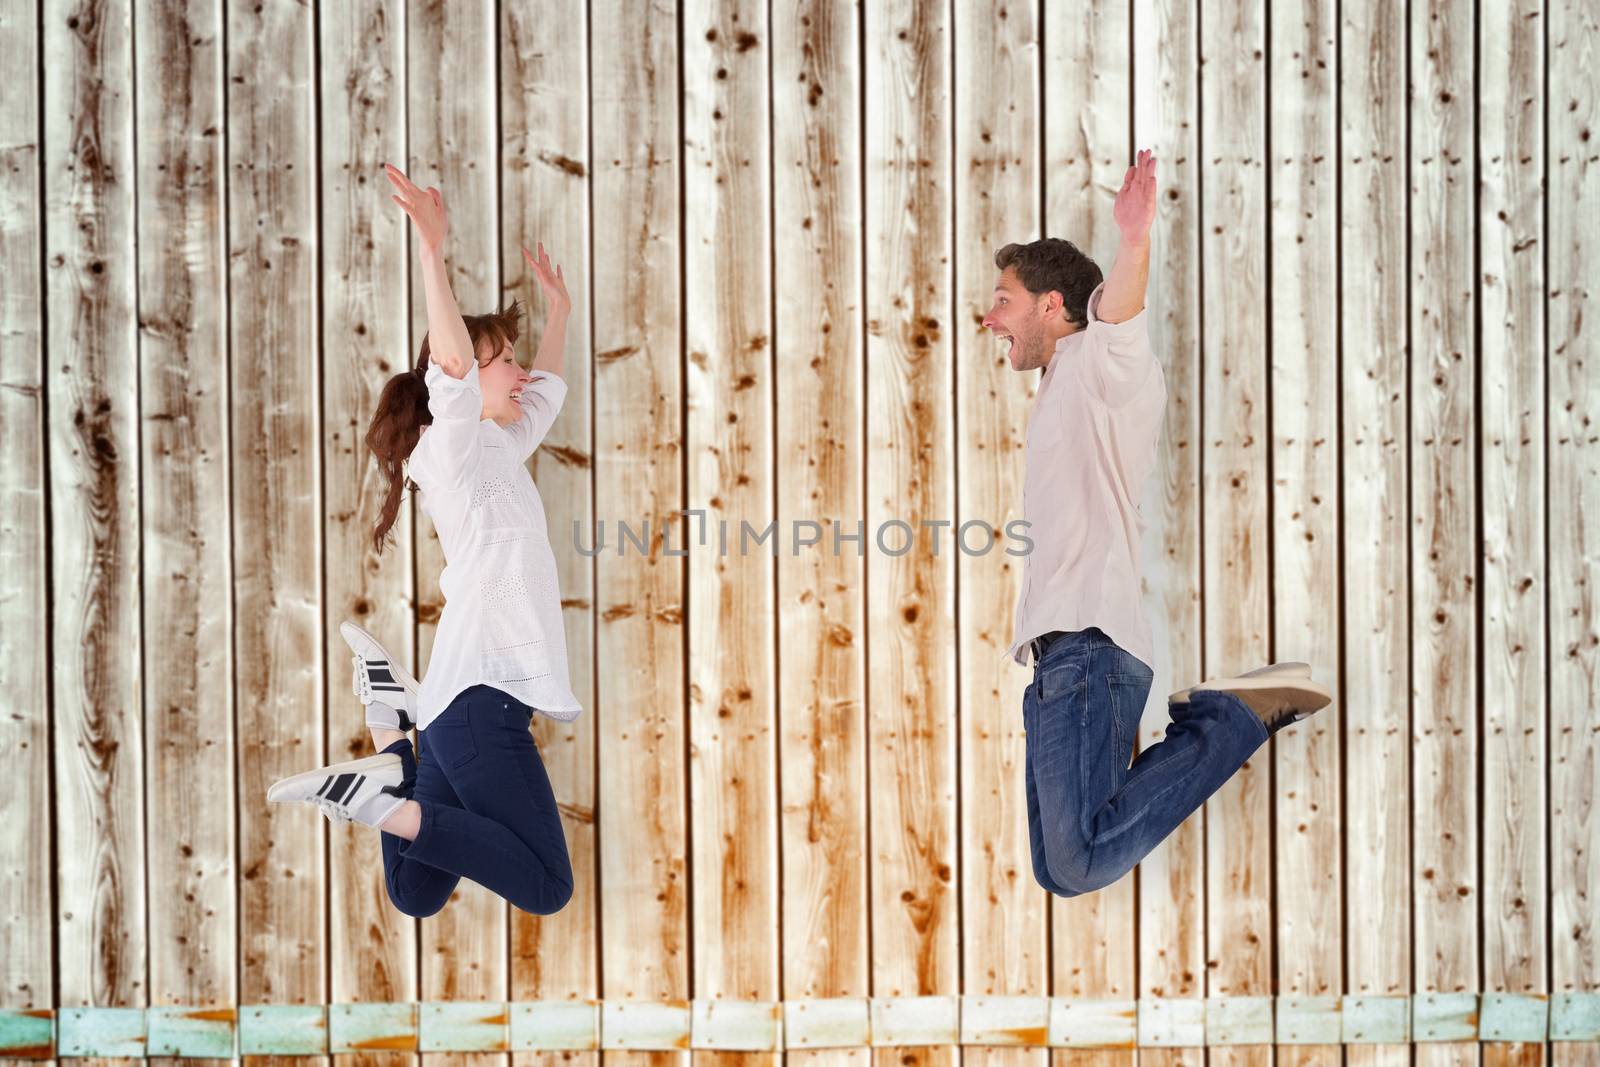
[385,163,448,254]
[522,243,571,316]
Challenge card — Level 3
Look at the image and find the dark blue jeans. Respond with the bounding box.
[380,685,574,917]
[1024,627,1270,896]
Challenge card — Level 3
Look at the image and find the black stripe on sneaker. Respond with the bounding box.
[366,663,396,685]
[350,775,366,802]
[315,776,334,798]
[326,773,357,804]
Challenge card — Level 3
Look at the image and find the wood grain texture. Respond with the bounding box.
[500,0,598,1052]
[1339,2,1413,1067]
[1042,5,1137,1066]
[1479,5,1547,1067]
[1550,3,1600,1067]
[1199,5,1272,1067]
[683,5,780,1059]
[1267,1,1343,1066]
[954,5,1042,1063]
[591,5,688,1066]
[229,1,325,1047]
[1411,2,1480,1067]
[46,0,147,1029]
[1131,0,1205,1062]
[320,0,419,1052]
[865,5,957,1067]
[406,6,506,1067]
[0,0,51,1020]
[135,0,236,1041]
[772,3,869,1048]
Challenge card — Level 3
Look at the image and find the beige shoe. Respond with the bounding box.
[1190,673,1332,735]
[1169,661,1311,704]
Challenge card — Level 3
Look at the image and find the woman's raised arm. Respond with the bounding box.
[385,163,475,378]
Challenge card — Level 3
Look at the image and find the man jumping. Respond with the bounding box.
[983,148,1332,897]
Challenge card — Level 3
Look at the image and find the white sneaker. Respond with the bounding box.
[266,752,409,829]
[1168,661,1311,704]
[1191,674,1333,735]
[341,620,419,732]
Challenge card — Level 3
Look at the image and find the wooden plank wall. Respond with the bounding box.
[6,2,1598,1066]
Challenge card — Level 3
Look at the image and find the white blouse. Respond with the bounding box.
[407,358,582,730]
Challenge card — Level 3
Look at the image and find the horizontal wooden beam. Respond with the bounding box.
[3,993,1594,1056]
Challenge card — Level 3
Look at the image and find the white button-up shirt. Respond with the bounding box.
[1003,282,1167,670]
[408,359,583,729]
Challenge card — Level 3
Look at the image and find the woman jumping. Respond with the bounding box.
[267,163,579,918]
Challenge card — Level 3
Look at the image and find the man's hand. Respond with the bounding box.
[385,163,448,255]
[522,242,571,317]
[1113,149,1157,246]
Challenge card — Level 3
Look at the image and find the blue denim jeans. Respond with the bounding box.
[1024,627,1270,896]
[380,685,574,917]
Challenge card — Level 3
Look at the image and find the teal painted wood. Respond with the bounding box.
[1205,996,1273,1045]
[1552,992,1600,1041]
[1341,995,1410,1043]
[418,1001,509,1053]
[599,1001,692,1051]
[782,997,871,1050]
[690,999,782,1052]
[328,1002,417,1054]
[0,1009,54,1058]
[1478,994,1548,1042]
[1137,997,1205,1047]
[1412,993,1479,1042]
[57,1008,146,1057]
[866,995,959,1047]
[238,1005,328,1055]
[959,996,1049,1047]
[1275,996,1342,1045]
[146,1007,235,1058]
[1046,998,1137,1049]
[14,996,1600,1052]
[509,1000,599,1051]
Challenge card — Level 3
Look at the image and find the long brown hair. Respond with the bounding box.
[365,300,525,555]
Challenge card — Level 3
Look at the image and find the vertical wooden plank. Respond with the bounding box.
[229,1,324,1058]
[1267,1,1343,1066]
[772,3,871,1065]
[321,0,418,1055]
[405,4,506,1066]
[1199,1,1272,1067]
[0,0,52,1030]
[500,1,599,1058]
[955,4,1045,1067]
[1479,2,1547,1066]
[1411,0,1480,1063]
[1042,6,1138,1067]
[591,2,687,1065]
[1339,0,1412,1063]
[1549,1,1600,1066]
[45,0,146,1053]
[135,0,235,1043]
[865,3,958,1066]
[1131,0,1206,1062]
[683,5,780,1067]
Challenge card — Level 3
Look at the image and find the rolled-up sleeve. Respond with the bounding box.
[1075,281,1157,408]
[505,370,568,461]
[416,359,484,490]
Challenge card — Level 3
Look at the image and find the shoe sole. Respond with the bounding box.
[1192,676,1334,720]
[1169,661,1311,704]
[266,752,402,804]
[340,620,421,693]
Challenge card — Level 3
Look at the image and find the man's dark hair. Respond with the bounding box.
[994,238,1103,329]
